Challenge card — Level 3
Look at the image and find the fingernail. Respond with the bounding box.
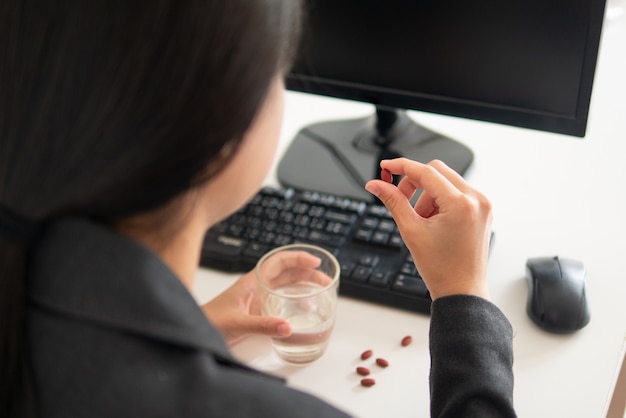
[365,183,381,197]
[277,323,291,337]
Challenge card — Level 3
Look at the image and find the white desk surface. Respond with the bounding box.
[193,5,626,417]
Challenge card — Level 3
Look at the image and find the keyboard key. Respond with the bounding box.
[261,197,280,208]
[371,231,390,245]
[259,231,276,244]
[339,261,356,277]
[346,200,367,214]
[389,234,404,248]
[318,194,335,205]
[205,235,246,257]
[245,228,261,241]
[278,211,294,223]
[227,224,244,237]
[326,221,349,235]
[392,275,428,297]
[308,205,325,217]
[292,202,309,214]
[358,254,379,266]
[354,228,373,242]
[274,235,292,246]
[351,266,372,283]
[369,271,390,287]
[400,262,417,276]
[324,210,356,224]
[377,219,396,233]
[307,230,343,247]
[243,242,269,259]
[293,214,310,227]
[367,206,388,217]
[331,197,351,210]
[361,217,379,229]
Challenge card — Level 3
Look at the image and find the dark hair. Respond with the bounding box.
[0,0,302,416]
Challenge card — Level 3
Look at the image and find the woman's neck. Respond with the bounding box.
[113,198,208,290]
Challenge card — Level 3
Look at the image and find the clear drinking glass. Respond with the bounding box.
[255,244,340,364]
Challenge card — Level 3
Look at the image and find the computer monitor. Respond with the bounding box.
[278,0,606,202]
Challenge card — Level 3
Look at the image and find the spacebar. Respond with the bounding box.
[391,275,429,298]
[204,235,247,257]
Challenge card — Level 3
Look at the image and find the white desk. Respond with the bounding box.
[193,5,626,417]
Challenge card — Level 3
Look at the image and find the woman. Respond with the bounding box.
[0,1,515,417]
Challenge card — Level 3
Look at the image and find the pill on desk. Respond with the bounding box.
[360,378,376,387]
[376,358,389,368]
[401,335,413,347]
[360,349,373,360]
[381,169,393,183]
[356,367,371,376]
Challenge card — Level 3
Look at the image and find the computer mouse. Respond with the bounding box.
[526,256,590,333]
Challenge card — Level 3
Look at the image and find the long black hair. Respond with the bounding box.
[0,0,302,416]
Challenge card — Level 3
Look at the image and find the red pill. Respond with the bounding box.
[401,335,413,347]
[356,367,371,376]
[360,349,373,360]
[381,168,393,183]
[360,378,376,387]
[376,358,389,368]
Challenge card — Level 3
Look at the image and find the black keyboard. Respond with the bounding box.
[201,186,432,314]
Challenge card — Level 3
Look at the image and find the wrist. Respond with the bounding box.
[428,280,490,301]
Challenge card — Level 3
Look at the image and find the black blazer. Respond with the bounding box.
[26,218,515,417]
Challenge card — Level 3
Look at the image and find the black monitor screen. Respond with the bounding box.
[287,0,606,137]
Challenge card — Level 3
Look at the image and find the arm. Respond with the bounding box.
[429,295,515,418]
[365,158,516,417]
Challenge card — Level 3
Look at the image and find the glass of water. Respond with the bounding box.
[255,244,340,364]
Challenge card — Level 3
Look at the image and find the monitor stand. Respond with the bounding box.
[277,106,474,204]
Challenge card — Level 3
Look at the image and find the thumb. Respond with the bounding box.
[240,315,292,339]
[365,179,419,227]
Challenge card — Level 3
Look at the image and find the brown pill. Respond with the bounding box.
[401,335,413,347]
[360,378,376,387]
[381,168,393,183]
[360,349,373,360]
[356,367,371,376]
[376,358,389,368]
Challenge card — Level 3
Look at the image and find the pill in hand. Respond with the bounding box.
[381,169,393,184]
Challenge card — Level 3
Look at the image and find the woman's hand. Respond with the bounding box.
[201,270,292,346]
[365,158,493,301]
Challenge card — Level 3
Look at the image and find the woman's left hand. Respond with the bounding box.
[201,270,292,346]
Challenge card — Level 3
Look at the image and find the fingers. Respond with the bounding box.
[267,267,334,290]
[365,178,419,231]
[382,158,465,200]
[257,250,322,281]
[365,158,462,230]
[425,159,472,194]
[241,316,292,339]
[224,316,292,347]
[257,250,335,292]
[367,158,477,219]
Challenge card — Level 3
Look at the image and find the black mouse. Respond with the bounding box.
[526,256,590,333]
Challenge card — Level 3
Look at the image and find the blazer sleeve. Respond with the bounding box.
[429,295,517,418]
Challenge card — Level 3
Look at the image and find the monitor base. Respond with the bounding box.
[277,107,474,204]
